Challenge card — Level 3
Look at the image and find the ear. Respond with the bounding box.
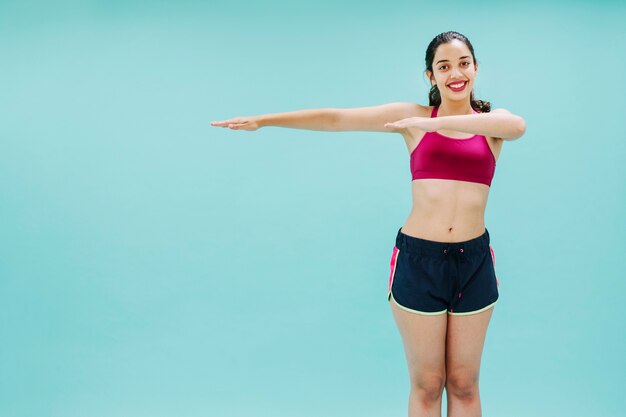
[425,70,435,85]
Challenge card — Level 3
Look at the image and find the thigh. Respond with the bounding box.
[449,244,499,315]
[390,298,448,386]
[387,246,449,314]
[445,306,494,382]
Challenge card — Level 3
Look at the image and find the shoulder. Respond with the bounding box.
[386,102,432,119]
[376,102,432,124]
[412,103,433,117]
[383,102,430,118]
[398,104,432,142]
[473,107,510,115]
[489,108,512,114]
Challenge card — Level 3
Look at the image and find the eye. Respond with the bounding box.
[439,61,471,70]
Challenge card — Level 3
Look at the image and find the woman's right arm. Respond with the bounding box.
[211,109,333,131]
[259,108,336,131]
[211,102,422,133]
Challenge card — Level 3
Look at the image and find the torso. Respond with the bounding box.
[399,104,504,242]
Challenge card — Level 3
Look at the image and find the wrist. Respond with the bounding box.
[428,118,442,131]
[255,115,267,128]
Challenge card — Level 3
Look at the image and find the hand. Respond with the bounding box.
[211,116,261,131]
[384,116,439,131]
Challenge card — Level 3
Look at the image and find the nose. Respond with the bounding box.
[450,67,463,78]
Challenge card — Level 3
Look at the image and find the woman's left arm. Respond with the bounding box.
[438,108,526,141]
[385,108,526,141]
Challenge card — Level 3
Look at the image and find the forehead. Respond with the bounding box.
[434,39,471,61]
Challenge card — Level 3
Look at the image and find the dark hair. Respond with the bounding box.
[425,31,491,113]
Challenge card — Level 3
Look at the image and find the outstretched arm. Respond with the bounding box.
[438,109,526,140]
[259,108,337,131]
[211,102,419,133]
[385,108,526,141]
[211,108,335,131]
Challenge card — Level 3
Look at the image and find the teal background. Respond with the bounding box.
[1,1,625,416]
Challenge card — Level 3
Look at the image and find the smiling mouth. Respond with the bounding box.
[447,81,467,92]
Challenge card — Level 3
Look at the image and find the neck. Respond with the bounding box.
[437,101,474,116]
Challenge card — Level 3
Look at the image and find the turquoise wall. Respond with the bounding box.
[1,1,624,416]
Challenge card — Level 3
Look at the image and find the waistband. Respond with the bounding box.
[395,226,490,258]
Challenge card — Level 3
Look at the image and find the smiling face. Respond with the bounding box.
[426,39,478,103]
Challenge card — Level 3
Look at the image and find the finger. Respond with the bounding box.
[213,120,241,126]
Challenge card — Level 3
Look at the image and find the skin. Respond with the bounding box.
[211,38,526,417]
[391,39,503,417]
[397,39,504,243]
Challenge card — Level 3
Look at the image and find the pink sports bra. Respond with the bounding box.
[410,106,496,186]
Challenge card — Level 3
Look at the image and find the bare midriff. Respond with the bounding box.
[397,105,503,243]
[401,178,490,243]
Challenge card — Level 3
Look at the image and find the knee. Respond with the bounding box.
[445,370,479,401]
[410,373,445,404]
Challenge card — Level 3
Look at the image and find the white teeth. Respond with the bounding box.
[449,82,466,88]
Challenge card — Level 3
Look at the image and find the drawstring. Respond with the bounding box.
[443,246,466,262]
[444,246,466,309]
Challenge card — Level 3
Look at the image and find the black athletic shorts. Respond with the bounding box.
[387,226,499,315]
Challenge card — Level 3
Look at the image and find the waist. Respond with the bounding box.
[402,213,486,243]
[396,226,490,257]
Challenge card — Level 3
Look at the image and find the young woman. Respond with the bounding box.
[212,31,526,417]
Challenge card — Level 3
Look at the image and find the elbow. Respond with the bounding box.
[516,117,526,138]
[326,109,340,131]
[501,116,526,141]
[507,116,526,140]
[494,110,526,140]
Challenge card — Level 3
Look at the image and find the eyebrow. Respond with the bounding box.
[435,56,471,65]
